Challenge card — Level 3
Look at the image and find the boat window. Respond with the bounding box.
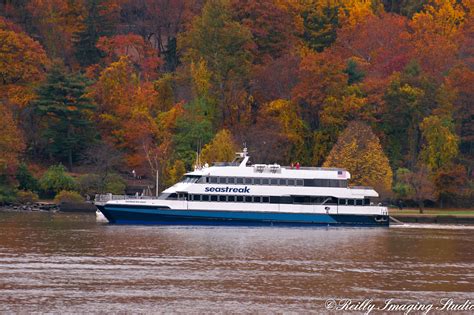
[364,198,370,206]
[254,178,261,185]
[279,179,287,185]
[210,177,218,184]
[245,196,252,202]
[245,178,252,184]
[211,195,218,201]
[197,177,207,183]
[340,180,347,187]
[270,179,278,185]
[236,196,244,202]
[356,199,363,206]
[348,199,355,206]
[296,179,304,186]
[270,196,279,203]
[288,179,295,186]
[262,178,269,185]
[262,196,269,203]
[218,177,226,184]
[339,199,347,205]
[167,193,177,200]
[326,197,338,205]
[202,195,209,201]
[236,177,244,184]
[218,195,226,202]
[228,177,235,184]
[280,196,292,204]
[253,196,262,203]
[228,196,235,202]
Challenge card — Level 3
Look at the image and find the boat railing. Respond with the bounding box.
[349,186,374,190]
[94,194,159,204]
[281,166,347,171]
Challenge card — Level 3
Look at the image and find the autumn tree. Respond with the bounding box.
[74,0,118,67]
[232,0,299,62]
[0,19,49,108]
[420,114,459,171]
[32,63,96,169]
[0,102,25,174]
[119,0,199,72]
[96,34,161,80]
[179,0,253,124]
[409,0,467,78]
[323,121,393,196]
[26,0,84,63]
[165,159,186,187]
[200,129,238,164]
[292,50,348,129]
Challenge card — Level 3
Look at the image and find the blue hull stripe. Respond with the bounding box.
[99,206,389,227]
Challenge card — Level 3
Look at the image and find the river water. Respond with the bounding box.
[0,212,473,313]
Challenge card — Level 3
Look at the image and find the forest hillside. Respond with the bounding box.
[0,0,472,207]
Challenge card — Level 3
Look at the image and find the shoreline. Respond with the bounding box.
[2,205,474,225]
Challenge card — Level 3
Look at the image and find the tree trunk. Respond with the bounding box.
[68,148,73,172]
[418,200,424,214]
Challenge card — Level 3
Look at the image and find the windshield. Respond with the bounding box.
[180,176,199,184]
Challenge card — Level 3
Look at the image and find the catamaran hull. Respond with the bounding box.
[97,205,389,227]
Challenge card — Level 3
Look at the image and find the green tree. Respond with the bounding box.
[39,164,76,198]
[15,163,39,192]
[323,121,393,196]
[381,62,437,169]
[33,62,96,169]
[300,1,340,52]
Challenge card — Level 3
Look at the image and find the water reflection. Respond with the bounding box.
[0,212,473,313]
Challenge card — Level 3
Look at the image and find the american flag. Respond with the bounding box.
[337,170,346,178]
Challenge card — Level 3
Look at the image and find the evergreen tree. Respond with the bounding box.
[33,63,96,169]
[301,3,340,52]
[74,0,114,67]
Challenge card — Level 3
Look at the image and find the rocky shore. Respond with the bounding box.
[0,202,59,212]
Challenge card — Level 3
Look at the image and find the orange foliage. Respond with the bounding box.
[97,34,161,80]
[0,102,25,174]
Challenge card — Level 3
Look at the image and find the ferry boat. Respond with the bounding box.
[97,148,389,227]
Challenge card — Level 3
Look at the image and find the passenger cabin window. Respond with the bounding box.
[262,178,269,185]
[236,177,244,184]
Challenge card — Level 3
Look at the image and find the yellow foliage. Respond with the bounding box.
[190,59,212,98]
[323,121,393,194]
[420,115,459,170]
[200,129,238,164]
[263,99,306,156]
[339,0,377,28]
[165,159,186,186]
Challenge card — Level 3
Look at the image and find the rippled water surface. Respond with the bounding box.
[0,212,473,313]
